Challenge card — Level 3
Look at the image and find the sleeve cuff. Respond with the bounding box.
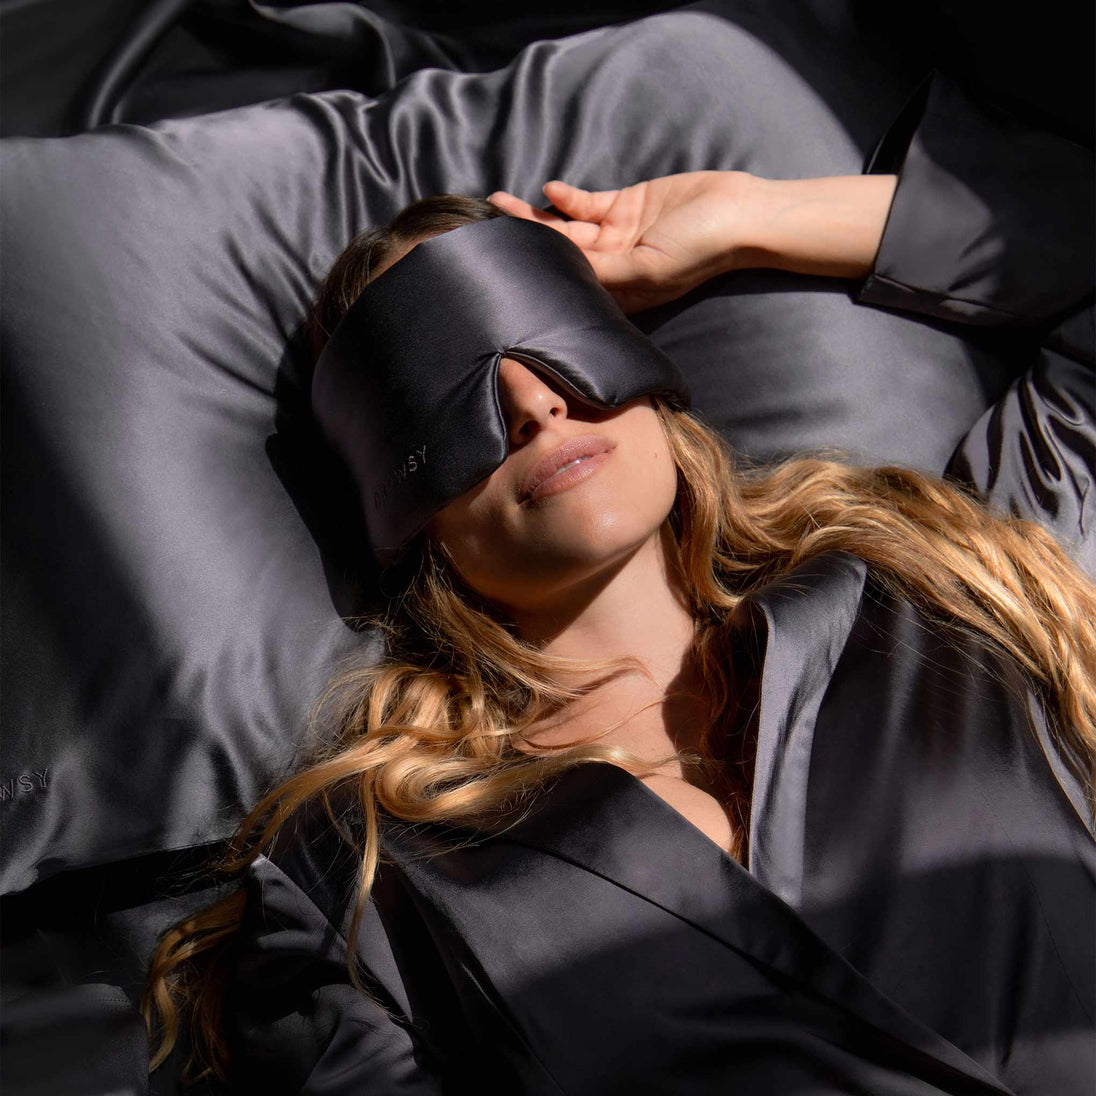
[855,69,1095,328]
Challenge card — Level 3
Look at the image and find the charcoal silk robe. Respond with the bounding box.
[221,69,1096,1096]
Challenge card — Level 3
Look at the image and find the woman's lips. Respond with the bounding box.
[520,435,616,503]
[525,450,613,503]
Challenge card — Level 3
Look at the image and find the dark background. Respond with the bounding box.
[3,0,1092,146]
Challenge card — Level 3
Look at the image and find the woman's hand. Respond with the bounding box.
[487,171,899,314]
[487,171,760,315]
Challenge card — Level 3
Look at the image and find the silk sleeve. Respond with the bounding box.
[222,831,447,1094]
[854,68,1095,575]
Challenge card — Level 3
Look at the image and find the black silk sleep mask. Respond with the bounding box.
[311,214,691,568]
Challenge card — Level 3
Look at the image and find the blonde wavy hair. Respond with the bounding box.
[142,196,1096,1086]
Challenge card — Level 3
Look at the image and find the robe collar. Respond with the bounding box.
[477,551,1015,1095]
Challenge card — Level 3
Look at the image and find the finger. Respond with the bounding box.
[542,180,618,223]
[557,219,602,249]
[486,191,568,229]
[582,183,648,253]
[528,216,602,251]
[488,191,602,250]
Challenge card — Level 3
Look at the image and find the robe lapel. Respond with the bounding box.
[743,551,868,905]
[502,760,1014,1096]
[497,552,1015,1096]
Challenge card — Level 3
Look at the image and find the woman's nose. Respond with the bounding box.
[497,356,568,443]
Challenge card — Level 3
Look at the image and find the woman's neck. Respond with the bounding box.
[510,526,711,771]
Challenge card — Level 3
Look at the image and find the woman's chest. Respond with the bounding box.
[637,771,739,857]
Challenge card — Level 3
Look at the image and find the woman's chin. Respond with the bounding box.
[465,532,659,614]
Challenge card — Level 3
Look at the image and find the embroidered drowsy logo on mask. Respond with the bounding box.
[373,444,427,509]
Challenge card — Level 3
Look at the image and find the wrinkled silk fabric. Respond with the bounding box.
[5,0,1039,894]
[224,556,1094,1095]
[220,53,1095,1096]
[6,2,1087,889]
[5,1,1091,898]
[856,67,1095,577]
[0,2,1092,1093]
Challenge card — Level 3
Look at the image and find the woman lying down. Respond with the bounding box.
[142,157,1095,1090]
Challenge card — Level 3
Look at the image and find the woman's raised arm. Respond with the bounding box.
[487,170,898,314]
[490,68,1092,332]
[492,68,1094,574]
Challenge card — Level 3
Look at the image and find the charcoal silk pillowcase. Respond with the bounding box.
[0,2,1026,892]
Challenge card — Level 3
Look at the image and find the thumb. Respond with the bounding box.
[579,247,640,290]
[582,250,680,315]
